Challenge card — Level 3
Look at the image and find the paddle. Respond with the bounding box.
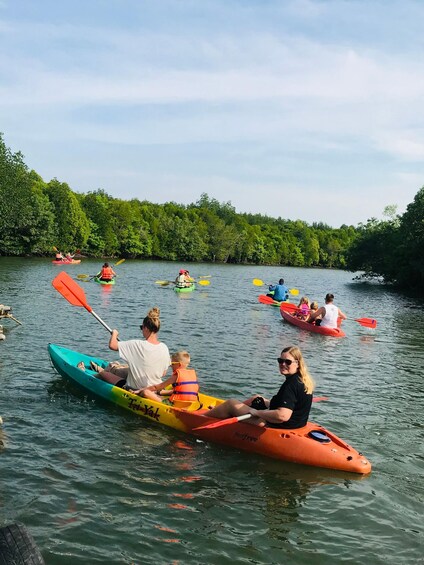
[258,295,284,305]
[252,279,299,295]
[52,271,113,334]
[114,259,125,266]
[194,396,329,431]
[155,279,210,286]
[355,318,377,329]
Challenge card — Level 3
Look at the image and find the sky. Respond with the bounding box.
[1,0,424,227]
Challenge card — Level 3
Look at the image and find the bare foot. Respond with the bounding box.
[77,361,85,370]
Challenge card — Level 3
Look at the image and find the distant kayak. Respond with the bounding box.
[47,343,371,474]
[280,308,346,338]
[94,277,116,286]
[174,283,195,293]
[51,259,81,265]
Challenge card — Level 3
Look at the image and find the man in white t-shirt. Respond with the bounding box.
[308,293,347,329]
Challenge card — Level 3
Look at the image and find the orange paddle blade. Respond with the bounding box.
[258,295,278,305]
[313,396,329,402]
[52,271,92,312]
[355,318,377,328]
[279,302,299,313]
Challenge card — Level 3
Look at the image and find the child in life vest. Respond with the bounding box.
[306,301,321,324]
[137,351,199,407]
[296,296,310,320]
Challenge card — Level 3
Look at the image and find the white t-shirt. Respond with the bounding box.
[321,303,339,328]
[117,340,171,389]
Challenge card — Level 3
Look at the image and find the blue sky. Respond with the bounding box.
[1,0,424,227]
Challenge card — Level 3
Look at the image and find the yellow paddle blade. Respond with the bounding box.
[155,280,172,285]
[115,258,125,266]
[289,288,299,295]
[77,274,90,279]
[199,275,211,278]
[252,278,265,286]
[198,279,210,286]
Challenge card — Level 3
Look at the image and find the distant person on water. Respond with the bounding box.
[136,350,199,406]
[97,262,116,281]
[55,251,64,261]
[308,293,346,329]
[87,307,171,391]
[203,346,314,429]
[175,269,192,288]
[266,279,289,302]
[65,252,75,261]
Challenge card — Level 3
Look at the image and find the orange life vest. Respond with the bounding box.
[100,266,114,280]
[170,368,199,403]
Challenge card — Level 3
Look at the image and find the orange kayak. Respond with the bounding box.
[48,344,370,474]
[280,308,346,337]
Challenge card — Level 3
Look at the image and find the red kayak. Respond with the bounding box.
[280,308,346,337]
[52,259,81,265]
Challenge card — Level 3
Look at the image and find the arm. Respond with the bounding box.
[145,373,176,393]
[249,406,293,424]
[338,308,347,321]
[308,306,325,323]
[108,329,119,351]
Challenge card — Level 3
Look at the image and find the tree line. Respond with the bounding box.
[1,133,423,291]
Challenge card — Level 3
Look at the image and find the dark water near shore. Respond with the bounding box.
[0,257,423,564]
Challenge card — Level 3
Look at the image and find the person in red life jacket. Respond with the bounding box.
[136,350,199,407]
[97,262,116,281]
[65,252,75,261]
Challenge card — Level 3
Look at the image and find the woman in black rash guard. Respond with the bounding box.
[203,346,315,429]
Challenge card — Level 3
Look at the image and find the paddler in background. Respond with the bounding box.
[266,278,289,302]
[55,251,64,262]
[97,262,116,282]
[175,269,192,288]
[307,293,346,328]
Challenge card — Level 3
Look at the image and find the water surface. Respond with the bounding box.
[0,258,423,564]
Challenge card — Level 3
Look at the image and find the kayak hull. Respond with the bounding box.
[52,259,81,265]
[280,308,346,337]
[174,283,196,293]
[48,344,370,474]
[94,277,116,285]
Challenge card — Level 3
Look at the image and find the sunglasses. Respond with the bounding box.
[277,358,294,366]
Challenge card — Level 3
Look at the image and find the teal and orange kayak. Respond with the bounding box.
[48,344,370,474]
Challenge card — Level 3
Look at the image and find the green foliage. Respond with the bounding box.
[346,188,424,291]
[11,133,422,284]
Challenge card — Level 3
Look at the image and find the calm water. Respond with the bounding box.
[0,258,423,565]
